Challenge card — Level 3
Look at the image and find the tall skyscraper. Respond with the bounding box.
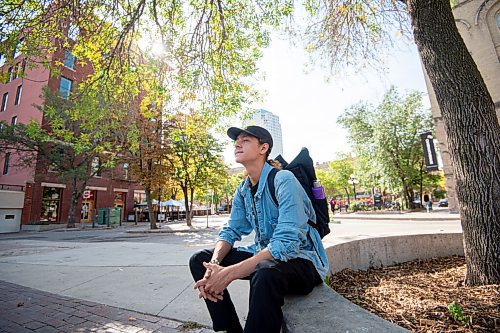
[244,109,283,159]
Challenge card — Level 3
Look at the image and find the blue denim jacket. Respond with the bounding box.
[218,162,329,278]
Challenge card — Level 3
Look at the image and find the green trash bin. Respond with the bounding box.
[109,207,121,225]
[97,208,109,225]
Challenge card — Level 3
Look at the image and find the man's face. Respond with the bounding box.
[234,132,268,164]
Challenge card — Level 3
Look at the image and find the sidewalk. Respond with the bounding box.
[0,280,214,333]
[0,214,462,332]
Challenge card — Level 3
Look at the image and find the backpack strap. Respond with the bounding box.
[267,168,279,207]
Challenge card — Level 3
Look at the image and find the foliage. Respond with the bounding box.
[167,112,227,226]
[0,0,296,126]
[447,301,471,326]
[316,154,355,198]
[301,0,410,72]
[338,87,435,208]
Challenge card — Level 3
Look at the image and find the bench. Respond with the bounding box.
[282,233,464,332]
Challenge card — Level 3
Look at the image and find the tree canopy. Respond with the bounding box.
[338,87,435,208]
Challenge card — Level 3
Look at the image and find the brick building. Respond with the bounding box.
[0,26,143,230]
[422,0,500,213]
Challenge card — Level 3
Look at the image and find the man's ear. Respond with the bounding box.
[260,143,269,155]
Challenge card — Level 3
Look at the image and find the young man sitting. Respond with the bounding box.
[189,125,328,333]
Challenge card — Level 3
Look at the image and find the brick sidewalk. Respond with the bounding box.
[0,281,214,333]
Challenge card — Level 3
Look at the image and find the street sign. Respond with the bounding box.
[420,132,439,172]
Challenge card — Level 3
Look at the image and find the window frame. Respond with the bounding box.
[59,76,72,99]
[63,50,76,69]
[1,93,8,112]
[15,85,22,105]
[3,152,11,175]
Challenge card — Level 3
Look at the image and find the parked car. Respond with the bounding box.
[217,204,229,213]
[438,198,449,207]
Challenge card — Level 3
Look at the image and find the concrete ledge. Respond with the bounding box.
[282,233,464,332]
[283,284,409,333]
[21,224,64,232]
[327,233,464,274]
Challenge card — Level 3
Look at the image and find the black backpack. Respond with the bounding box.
[267,148,331,239]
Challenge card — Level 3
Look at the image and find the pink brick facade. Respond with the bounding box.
[1,45,143,225]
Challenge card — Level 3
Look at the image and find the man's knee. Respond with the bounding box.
[251,261,282,288]
[189,249,212,273]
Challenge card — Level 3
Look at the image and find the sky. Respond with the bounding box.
[223,33,431,167]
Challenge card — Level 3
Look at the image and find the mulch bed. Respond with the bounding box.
[328,256,499,332]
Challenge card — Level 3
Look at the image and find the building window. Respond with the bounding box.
[40,187,62,222]
[123,162,129,180]
[1,93,7,112]
[13,62,20,80]
[21,59,27,73]
[496,13,500,28]
[63,51,75,69]
[3,152,10,175]
[68,23,79,41]
[59,77,72,99]
[11,116,17,125]
[15,85,22,105]
[7,67,13,82]
[13,39,24,59]
[92,157,102,176]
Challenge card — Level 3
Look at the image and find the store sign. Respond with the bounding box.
[420,131,439,172]
[83,190,91,199]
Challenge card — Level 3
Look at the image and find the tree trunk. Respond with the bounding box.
[145,187,157,229]
[67,178,80,228]
[182,186,191,226]
[67,189,78,228]
[407,0,500,285]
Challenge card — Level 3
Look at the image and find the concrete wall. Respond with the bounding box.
[423,0,500,213]
[327,233,464,274]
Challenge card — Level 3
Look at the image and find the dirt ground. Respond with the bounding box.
[328,256,499,332]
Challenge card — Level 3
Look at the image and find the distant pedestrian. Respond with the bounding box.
[330,198,336,214]
[424,194,431,213]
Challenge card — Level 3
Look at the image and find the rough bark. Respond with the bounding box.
[182,186,192,226]
[145,187,157,230]
[67,184,78,228]
[407,0,500,285]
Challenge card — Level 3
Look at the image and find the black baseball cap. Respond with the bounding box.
[227,125,273,150]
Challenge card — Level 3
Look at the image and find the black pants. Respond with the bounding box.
[189,248,322,333]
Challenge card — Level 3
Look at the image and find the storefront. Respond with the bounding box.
[81,190,96,222]
[114,189,128,222]
[40,185,63,223]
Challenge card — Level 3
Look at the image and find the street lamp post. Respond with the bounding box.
[348,175,359,206]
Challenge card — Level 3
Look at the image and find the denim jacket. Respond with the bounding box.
[218,162,329,278]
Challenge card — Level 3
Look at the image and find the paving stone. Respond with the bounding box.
[23,321,46,330]
[0,281,213,333]
[62,315,87,325]
[38,317,67,328]
[34,326,58,333]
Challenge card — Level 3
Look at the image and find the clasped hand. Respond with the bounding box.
[194,262,231,302]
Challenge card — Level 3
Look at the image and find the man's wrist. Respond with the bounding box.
[209,258,220,265]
